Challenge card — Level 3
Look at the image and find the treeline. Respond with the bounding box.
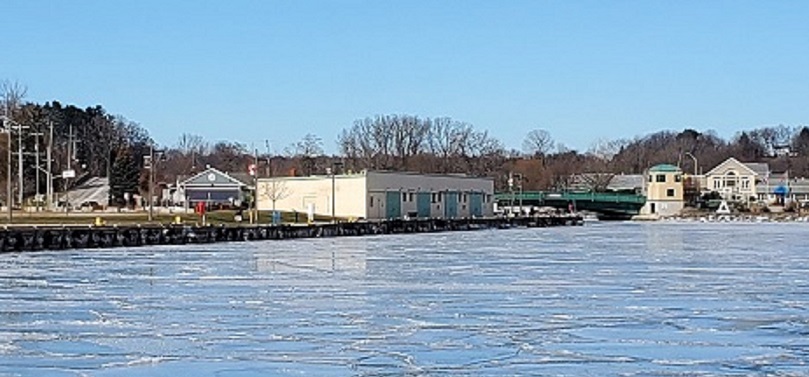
[160,117,809,192]
[4,80,809,206]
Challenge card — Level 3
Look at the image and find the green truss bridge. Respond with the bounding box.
[495,191,646,220]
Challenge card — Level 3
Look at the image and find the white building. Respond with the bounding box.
[704,157,769,202]
[256,170,494,220]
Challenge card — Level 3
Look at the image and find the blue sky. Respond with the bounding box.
[2,0,808,153]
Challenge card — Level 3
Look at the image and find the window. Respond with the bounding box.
[409,193,414,202]
[402,192,407,202]
[675,175,682,183]
[656,174,666,183]
[370,197,374,207]
[714,179,720,189]
[648,175,653,182]
[438,192,443,202]
[667,188,675,197]
[431,193,437,203]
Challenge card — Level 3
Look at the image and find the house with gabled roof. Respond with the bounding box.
[170,167,253,208]
[704,157,769,202]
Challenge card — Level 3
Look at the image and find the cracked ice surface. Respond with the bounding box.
[1,223,808,376]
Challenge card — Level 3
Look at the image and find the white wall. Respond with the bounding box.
[256,175,367,219]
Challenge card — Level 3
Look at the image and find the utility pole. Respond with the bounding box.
[146,145,154,222]
[508,172,515,215]
[515,173,524,216]
[13,121,30,208]
[252,148,258,224]
[264,140,272,177]
[31,131,43,212]
[331,161,343,223]
[2,117,10,223]
[17,119,22,207]
[65,124,73,212]
[47,122,53,209]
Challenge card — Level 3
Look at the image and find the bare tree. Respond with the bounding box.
[522,129,555,156]
[587,138,627,162]
[579,173,615,192]
[289,133,324,175]
[176,133,208,155]
[1,80,27,117]
[260,178,291,214]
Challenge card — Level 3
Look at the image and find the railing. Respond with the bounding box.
[495,191,646,204]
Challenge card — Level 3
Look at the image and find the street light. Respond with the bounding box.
[331,161,343,223]
[684,152,699,176]
[145,146,164,222]
[514,173,524,217]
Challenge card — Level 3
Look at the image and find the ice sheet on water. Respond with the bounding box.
[0,223,808,376]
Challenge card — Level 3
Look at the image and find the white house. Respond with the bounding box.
[256,170,495,220]
[703,157,769,202]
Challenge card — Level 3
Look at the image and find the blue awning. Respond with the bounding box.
[773,185,789,195]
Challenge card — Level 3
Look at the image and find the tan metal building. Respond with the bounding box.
[256,170,494,220]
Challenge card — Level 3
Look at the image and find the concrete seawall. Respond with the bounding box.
[0,216,582,252]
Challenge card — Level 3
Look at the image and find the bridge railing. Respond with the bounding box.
[495,191,646,205]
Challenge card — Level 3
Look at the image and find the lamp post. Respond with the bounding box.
[684,152,699,176]
[145,146,163,222]
[508,172,514,215]
[145,146,154,222]
[514,173,524,217]
[331,161,343,223]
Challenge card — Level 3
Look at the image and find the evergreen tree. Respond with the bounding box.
[109,146,140,207]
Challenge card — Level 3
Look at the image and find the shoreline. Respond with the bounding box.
[633,212,809,223]
[0,215,583,253]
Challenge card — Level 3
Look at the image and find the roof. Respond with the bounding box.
[262,169,493,182]
[743,162,770,177]
[64,177,109,206]
[705,157,760,177]
[648,164,682,173]
[566,173,644,191]
[178,167,247,187]
[607,174,645,190]
[228,172,255,186]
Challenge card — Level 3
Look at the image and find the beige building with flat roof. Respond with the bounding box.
[256,170,494,220]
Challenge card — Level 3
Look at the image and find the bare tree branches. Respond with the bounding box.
[522,129,554,157]
[260,178,291,212]
[288,134,324,176]
[1,80,27,117]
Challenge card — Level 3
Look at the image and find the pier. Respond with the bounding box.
[0,215,582,252]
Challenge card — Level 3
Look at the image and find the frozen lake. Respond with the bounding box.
[1,223,808,376]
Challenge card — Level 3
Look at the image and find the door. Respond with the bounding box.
[385,191,401,219]
[470,193,483,217]
[650,202,656,214]
[444,191,458,218]
[416,192,431,218]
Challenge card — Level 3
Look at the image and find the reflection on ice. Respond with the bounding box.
[1,223,808,376]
